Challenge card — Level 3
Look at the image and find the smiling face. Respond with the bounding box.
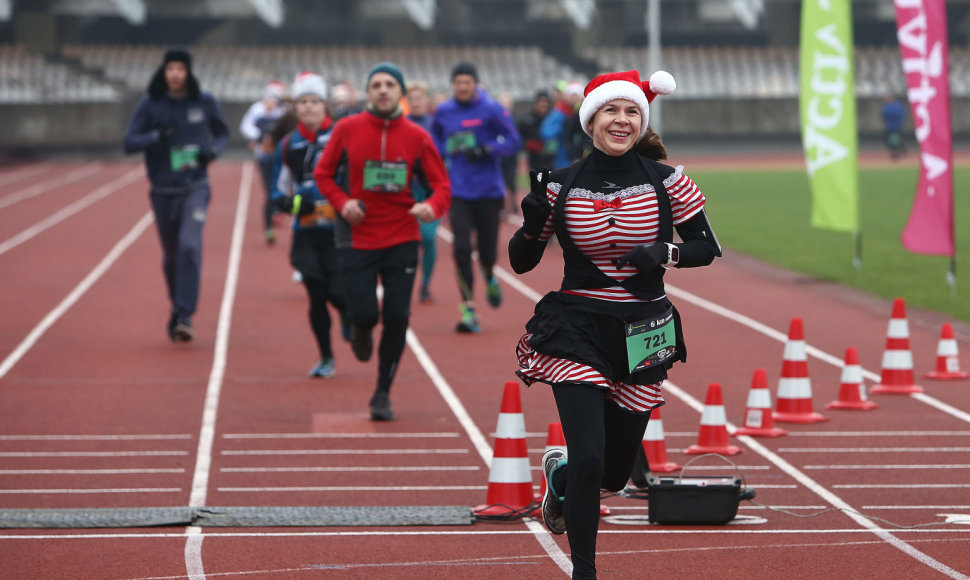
[590,98,642,157]
[367,72,403,116]
[295,95,326,128]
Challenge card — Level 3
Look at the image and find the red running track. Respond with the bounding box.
[0,159,969,579]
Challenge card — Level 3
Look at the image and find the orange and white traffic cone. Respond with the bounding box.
[871,298,925,394]
[641,407,682,472]
[924,323,970,380]
[686,383,741,455]
[826,347,878,410]
[475,381,537,515]
[736,368,788,437]
[537,422,566,500]
[773,317,828,423]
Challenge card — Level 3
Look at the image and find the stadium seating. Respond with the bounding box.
[0,45,121,104]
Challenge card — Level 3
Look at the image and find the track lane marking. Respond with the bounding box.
[0,163,102,210]
[222,432,460,439]
[0,451,186,457]
[0,434,192,441]
[0,168,143,257]
[663,380,969,580]
[0,488,181,494]
[0,211,153,380]
[0,161,52,187]
[183,162,253,580]
[0,469,184,475]
[220,448,468,455]
[219,466,480,473]
[216,486,487,492]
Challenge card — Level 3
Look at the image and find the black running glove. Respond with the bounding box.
[197,147,216,167]
[614,243,667,272]
[521,168,552,238]
[464,145,491,162]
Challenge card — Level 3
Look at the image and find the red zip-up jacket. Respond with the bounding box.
[313,109,451,250]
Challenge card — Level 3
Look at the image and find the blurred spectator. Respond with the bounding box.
[406,80,440,304]
[431,61,521,334]
[496,91,521,215]
[240,80,288,245]
[518,89,555,172]
[541,80,586,169]
[329,81,363,120]
[123,46,230,343]
[881,93,907,161]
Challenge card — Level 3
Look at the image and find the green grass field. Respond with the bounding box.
[691,165,970,323]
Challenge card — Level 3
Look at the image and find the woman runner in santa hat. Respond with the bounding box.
[508,70,722,579]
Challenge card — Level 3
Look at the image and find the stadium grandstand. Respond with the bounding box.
[1,0,969,152]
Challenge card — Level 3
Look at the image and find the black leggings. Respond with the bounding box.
[449,197,503,302]
[301,277,345,360]
[339,242,418,392]
[551,383,652,579]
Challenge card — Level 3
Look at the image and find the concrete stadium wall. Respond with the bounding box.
[2,97,968,153]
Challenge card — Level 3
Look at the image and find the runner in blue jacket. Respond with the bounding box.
[431,62,521,333]
[123,46,230,343]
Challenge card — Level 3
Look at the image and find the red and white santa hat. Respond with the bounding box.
[578,69,676,138]
[263,80,286,101]
[292,71,328,100]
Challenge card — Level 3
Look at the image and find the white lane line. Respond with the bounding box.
[0,209,154,380]
[0,168,143,257]
[864,505,970,510]
[835,484,970,489]
[786,431,970,437]
[0,163,102,210]
[0,469,184,475]
[664,284,970,427]
[0,162,52,187]
[220,466,480,473]
[216,485,487,493]
[778,447,970,453]
[0,488,181,494]
[2,528,968,541]
[405,326,572,576]
[220,448,469,456]
[0,434,192,441]
[663,380,969,580]
[222,432,460,439]
[805,464,970,470]
[0,451,186,457]
[184,162,252,580]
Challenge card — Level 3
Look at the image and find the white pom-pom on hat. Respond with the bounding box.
[578,69,676,138]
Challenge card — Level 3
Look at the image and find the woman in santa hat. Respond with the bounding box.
[508,70,722,579]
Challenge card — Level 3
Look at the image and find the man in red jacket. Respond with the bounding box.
[314,62,451,421]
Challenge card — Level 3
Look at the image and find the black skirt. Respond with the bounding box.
[524,291,686,386]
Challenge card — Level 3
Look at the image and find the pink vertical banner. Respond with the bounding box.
[895,0,954,256]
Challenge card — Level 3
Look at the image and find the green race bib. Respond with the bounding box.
[625,308,676,374]
[170,145,200,171]
[363,160,408,192]
[446,131,476,154]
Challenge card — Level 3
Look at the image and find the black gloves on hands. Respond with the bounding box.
[521,168,552,238]
[464,145,490,162]
[197,148,216,167]
[614,243,667,272]
[290,194,317,216]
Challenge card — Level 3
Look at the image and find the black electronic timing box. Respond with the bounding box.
[647,476,742,525]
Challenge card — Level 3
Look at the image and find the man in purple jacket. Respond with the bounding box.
[124,47,230,343]
[431,62,521,333]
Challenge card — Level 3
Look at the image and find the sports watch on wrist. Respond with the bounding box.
[665,243,680,267]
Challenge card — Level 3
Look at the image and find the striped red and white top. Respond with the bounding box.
[516,164,706,413]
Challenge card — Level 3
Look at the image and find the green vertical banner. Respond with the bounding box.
[799,0,859,232]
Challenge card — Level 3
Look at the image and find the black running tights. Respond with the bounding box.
[551,383,652,579]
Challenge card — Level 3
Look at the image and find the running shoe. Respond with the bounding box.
[265,228,276,246]
[309,357,336,379]
[541,448,567,535]
[486,277,502,308]
[350,326,374,362]
[172,317,195,343]
[369,391,394,421]
[419,284,434,304]
[455,304,480,334]
[166,310,178,341]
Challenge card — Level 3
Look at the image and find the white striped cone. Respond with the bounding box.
[924,323,970,380]
[641,407,681,471]
[686,383,741,455]
[475,381,537,515]
[736,369,787,436]
[773,317,828,423]
[827,347,878,410]
[872,298,925,394]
